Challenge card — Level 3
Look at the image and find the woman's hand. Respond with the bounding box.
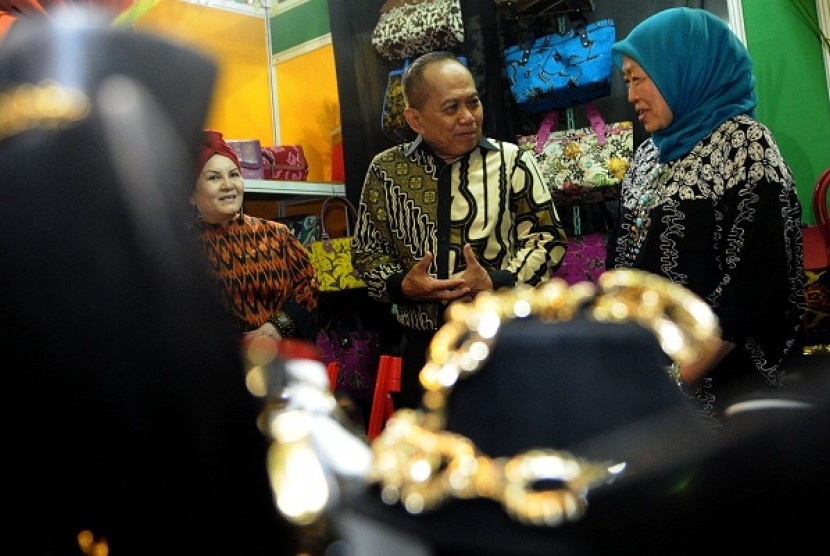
[679,338,735,386]
[244,321,282,343]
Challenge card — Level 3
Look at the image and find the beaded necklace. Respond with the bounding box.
[623,162,672,265]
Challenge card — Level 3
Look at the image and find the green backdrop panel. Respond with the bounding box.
[270,0,331,55]
[744,0,830,224]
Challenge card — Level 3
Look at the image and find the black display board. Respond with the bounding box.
[327,0,728,203]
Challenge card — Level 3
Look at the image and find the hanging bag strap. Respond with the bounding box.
[814,166,830,247]
[583,101,608,146]
[814,167,830,226]
[534,110,559,154]
[534,102,607,154]
[261,147,275,169]
[319,196,359,252]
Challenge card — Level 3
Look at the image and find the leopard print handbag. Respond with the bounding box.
[371,0,465,61]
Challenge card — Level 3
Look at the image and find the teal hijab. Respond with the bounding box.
[611,7,757,163]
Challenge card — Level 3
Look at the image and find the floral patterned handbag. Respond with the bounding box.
[517,102,633,206]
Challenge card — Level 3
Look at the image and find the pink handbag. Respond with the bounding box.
[803,167,830,271]
[802,167,830,347]
[552,231,607,285]
[261,145,309,181]
[316,315,381,400]
[225,139,265,179]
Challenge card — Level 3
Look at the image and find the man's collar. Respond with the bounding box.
[402,135,424,157]
[404,135,497,159]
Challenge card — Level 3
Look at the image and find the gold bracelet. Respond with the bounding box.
[371,409,623,526]
[269,311,297,338]
[0,80,90,142]
[370,269,721,526]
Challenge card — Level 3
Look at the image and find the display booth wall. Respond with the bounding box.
[134,0,340,184]
[328,0,830,219]
[0,0,827,214]
[135,2,273,146]
[744,0,830,222]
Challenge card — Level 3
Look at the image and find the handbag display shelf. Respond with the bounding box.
[241,182,345,233]
[244,180,344,199]
[495,0,594,19]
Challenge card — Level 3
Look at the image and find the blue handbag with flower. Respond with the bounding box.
[503,18,615,113]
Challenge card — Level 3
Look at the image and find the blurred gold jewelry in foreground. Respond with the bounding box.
[260,270,720,527]
[0,80,90,141]
[370,269,720,526]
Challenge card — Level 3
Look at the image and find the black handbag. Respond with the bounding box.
[381,56,468,144]
[381,59,417,144]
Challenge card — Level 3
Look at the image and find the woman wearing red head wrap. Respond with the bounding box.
[191,129,319,343]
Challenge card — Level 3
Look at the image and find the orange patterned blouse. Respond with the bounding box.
[192,213,319,333]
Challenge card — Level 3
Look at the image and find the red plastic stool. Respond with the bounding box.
[367,355,402,440]
[325,361,340,392]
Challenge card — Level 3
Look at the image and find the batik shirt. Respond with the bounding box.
[608,115,804,420]
[192,212,319,333]
[352,136,568,332]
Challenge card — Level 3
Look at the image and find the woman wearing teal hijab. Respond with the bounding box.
[607,8,804,425]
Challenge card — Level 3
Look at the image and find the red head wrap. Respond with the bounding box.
[198,129,240,174]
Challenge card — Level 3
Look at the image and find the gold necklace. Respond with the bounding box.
[370,269,720,526]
